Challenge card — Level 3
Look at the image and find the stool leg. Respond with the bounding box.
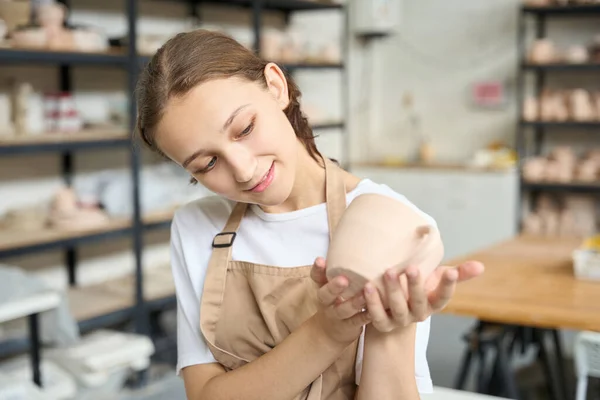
[454,347,474,390]
[551,329,571,400]
[535,329,562,400]
[575,376,587,400]
[496,338,520,399]
[477,347,488,393]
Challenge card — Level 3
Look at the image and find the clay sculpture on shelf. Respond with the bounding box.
[0,205,47,231]
[569,89,596,122]
[325,193,444,307]
[528,39,559,64]
[47,187,109,231]
[522,146,600,184]
[523,97,539,122]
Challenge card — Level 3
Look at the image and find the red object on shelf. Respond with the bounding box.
[43,91,82,133]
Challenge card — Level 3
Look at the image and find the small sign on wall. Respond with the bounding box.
[471,81,507,109]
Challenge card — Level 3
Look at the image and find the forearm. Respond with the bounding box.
[356,324,420,400]
[200,316,351,400]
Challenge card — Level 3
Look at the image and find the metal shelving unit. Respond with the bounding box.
[515,3,600,228]
[0,0,348,389]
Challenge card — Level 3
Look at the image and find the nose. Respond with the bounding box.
[228,145,256,184]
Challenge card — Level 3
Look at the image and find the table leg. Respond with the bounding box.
[28,313,42,387]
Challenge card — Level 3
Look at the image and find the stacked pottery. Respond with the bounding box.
[325,193,444,308]
[47,187,109,231]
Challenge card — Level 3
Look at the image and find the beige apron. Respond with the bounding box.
[199,158,359,400]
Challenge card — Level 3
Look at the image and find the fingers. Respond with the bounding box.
[384,270,410,326]
[333,292,366,320]
[455,261,485,281]
[346,309,372,327]
[317,275,348,307]
[364,282,393,332]
[405,266,429,322]
[310,257,328,287]
[427,268,458,311]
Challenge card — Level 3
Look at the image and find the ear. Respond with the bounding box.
[263,63,290,110]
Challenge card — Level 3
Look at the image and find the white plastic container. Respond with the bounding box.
[46,330,155,394]
[0,373,48,400]
[0,357,76,400]
[573,248,600,282]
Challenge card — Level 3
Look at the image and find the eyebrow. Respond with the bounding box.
[182,104,250,169]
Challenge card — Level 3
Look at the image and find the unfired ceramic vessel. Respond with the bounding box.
[326,193,444,304]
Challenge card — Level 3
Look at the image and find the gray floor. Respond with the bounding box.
[119,374,187,400]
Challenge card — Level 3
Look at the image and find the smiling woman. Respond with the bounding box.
[133,29,483,400]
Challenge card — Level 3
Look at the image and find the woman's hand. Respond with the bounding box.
[309,264,372,345]
[310,257,484,333]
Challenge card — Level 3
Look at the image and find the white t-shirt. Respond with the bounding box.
[170,178,436,393]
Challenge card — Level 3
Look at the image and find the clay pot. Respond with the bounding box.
[0,206,47,231]
[11,27,47,49]
[326,193,444,306]
[540,91,569,121]
[49,209,109,231]
[565,46,589,64]
[529,39,558,64]
[568,89,596,121]
[36,2,67,30]
[523,97,538,121]
[523,157,547,181]
[541,210,559,236]
[522,212,543,235]
[575,159,598,182]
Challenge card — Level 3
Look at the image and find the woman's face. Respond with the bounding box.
[155,64,300,207]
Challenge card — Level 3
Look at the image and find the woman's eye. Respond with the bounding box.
[196,157,217,174]
[239,120,254,137]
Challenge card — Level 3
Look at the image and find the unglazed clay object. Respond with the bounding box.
[523,97,539,121]
[575,159,598,182]
[522,212,543,236]
[523,157,547,181]
[565,46,590,64]
[529,39,558,64]
[326,193,444,305]
[0,206,47,231]
[48,186,109,231]
[569,89,596,121]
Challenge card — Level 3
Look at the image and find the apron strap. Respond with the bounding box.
[200,202,250,367]
[324,158,347,241]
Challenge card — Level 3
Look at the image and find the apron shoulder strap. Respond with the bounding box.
[200,201,247,357]
[324,158,347,242]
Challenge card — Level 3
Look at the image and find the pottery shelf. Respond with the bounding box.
[522,4,600,15]
[522,62,600,71]
[516,6,600,231]
[0,266,176,360]
[138,53,343,71]
[520,121,600,129]
[0,129,130,155]
[521,180,600,194]
[0,0,348,386]
[0,208,174,259]
[157,0,342,11]
[0,47,128,66]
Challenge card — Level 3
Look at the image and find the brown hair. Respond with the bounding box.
[135,29,322,165]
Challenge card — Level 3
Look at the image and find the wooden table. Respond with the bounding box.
[440,234,600,400]
[443,234,600,332]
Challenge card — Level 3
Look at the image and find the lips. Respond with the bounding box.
[248,162,275,193]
